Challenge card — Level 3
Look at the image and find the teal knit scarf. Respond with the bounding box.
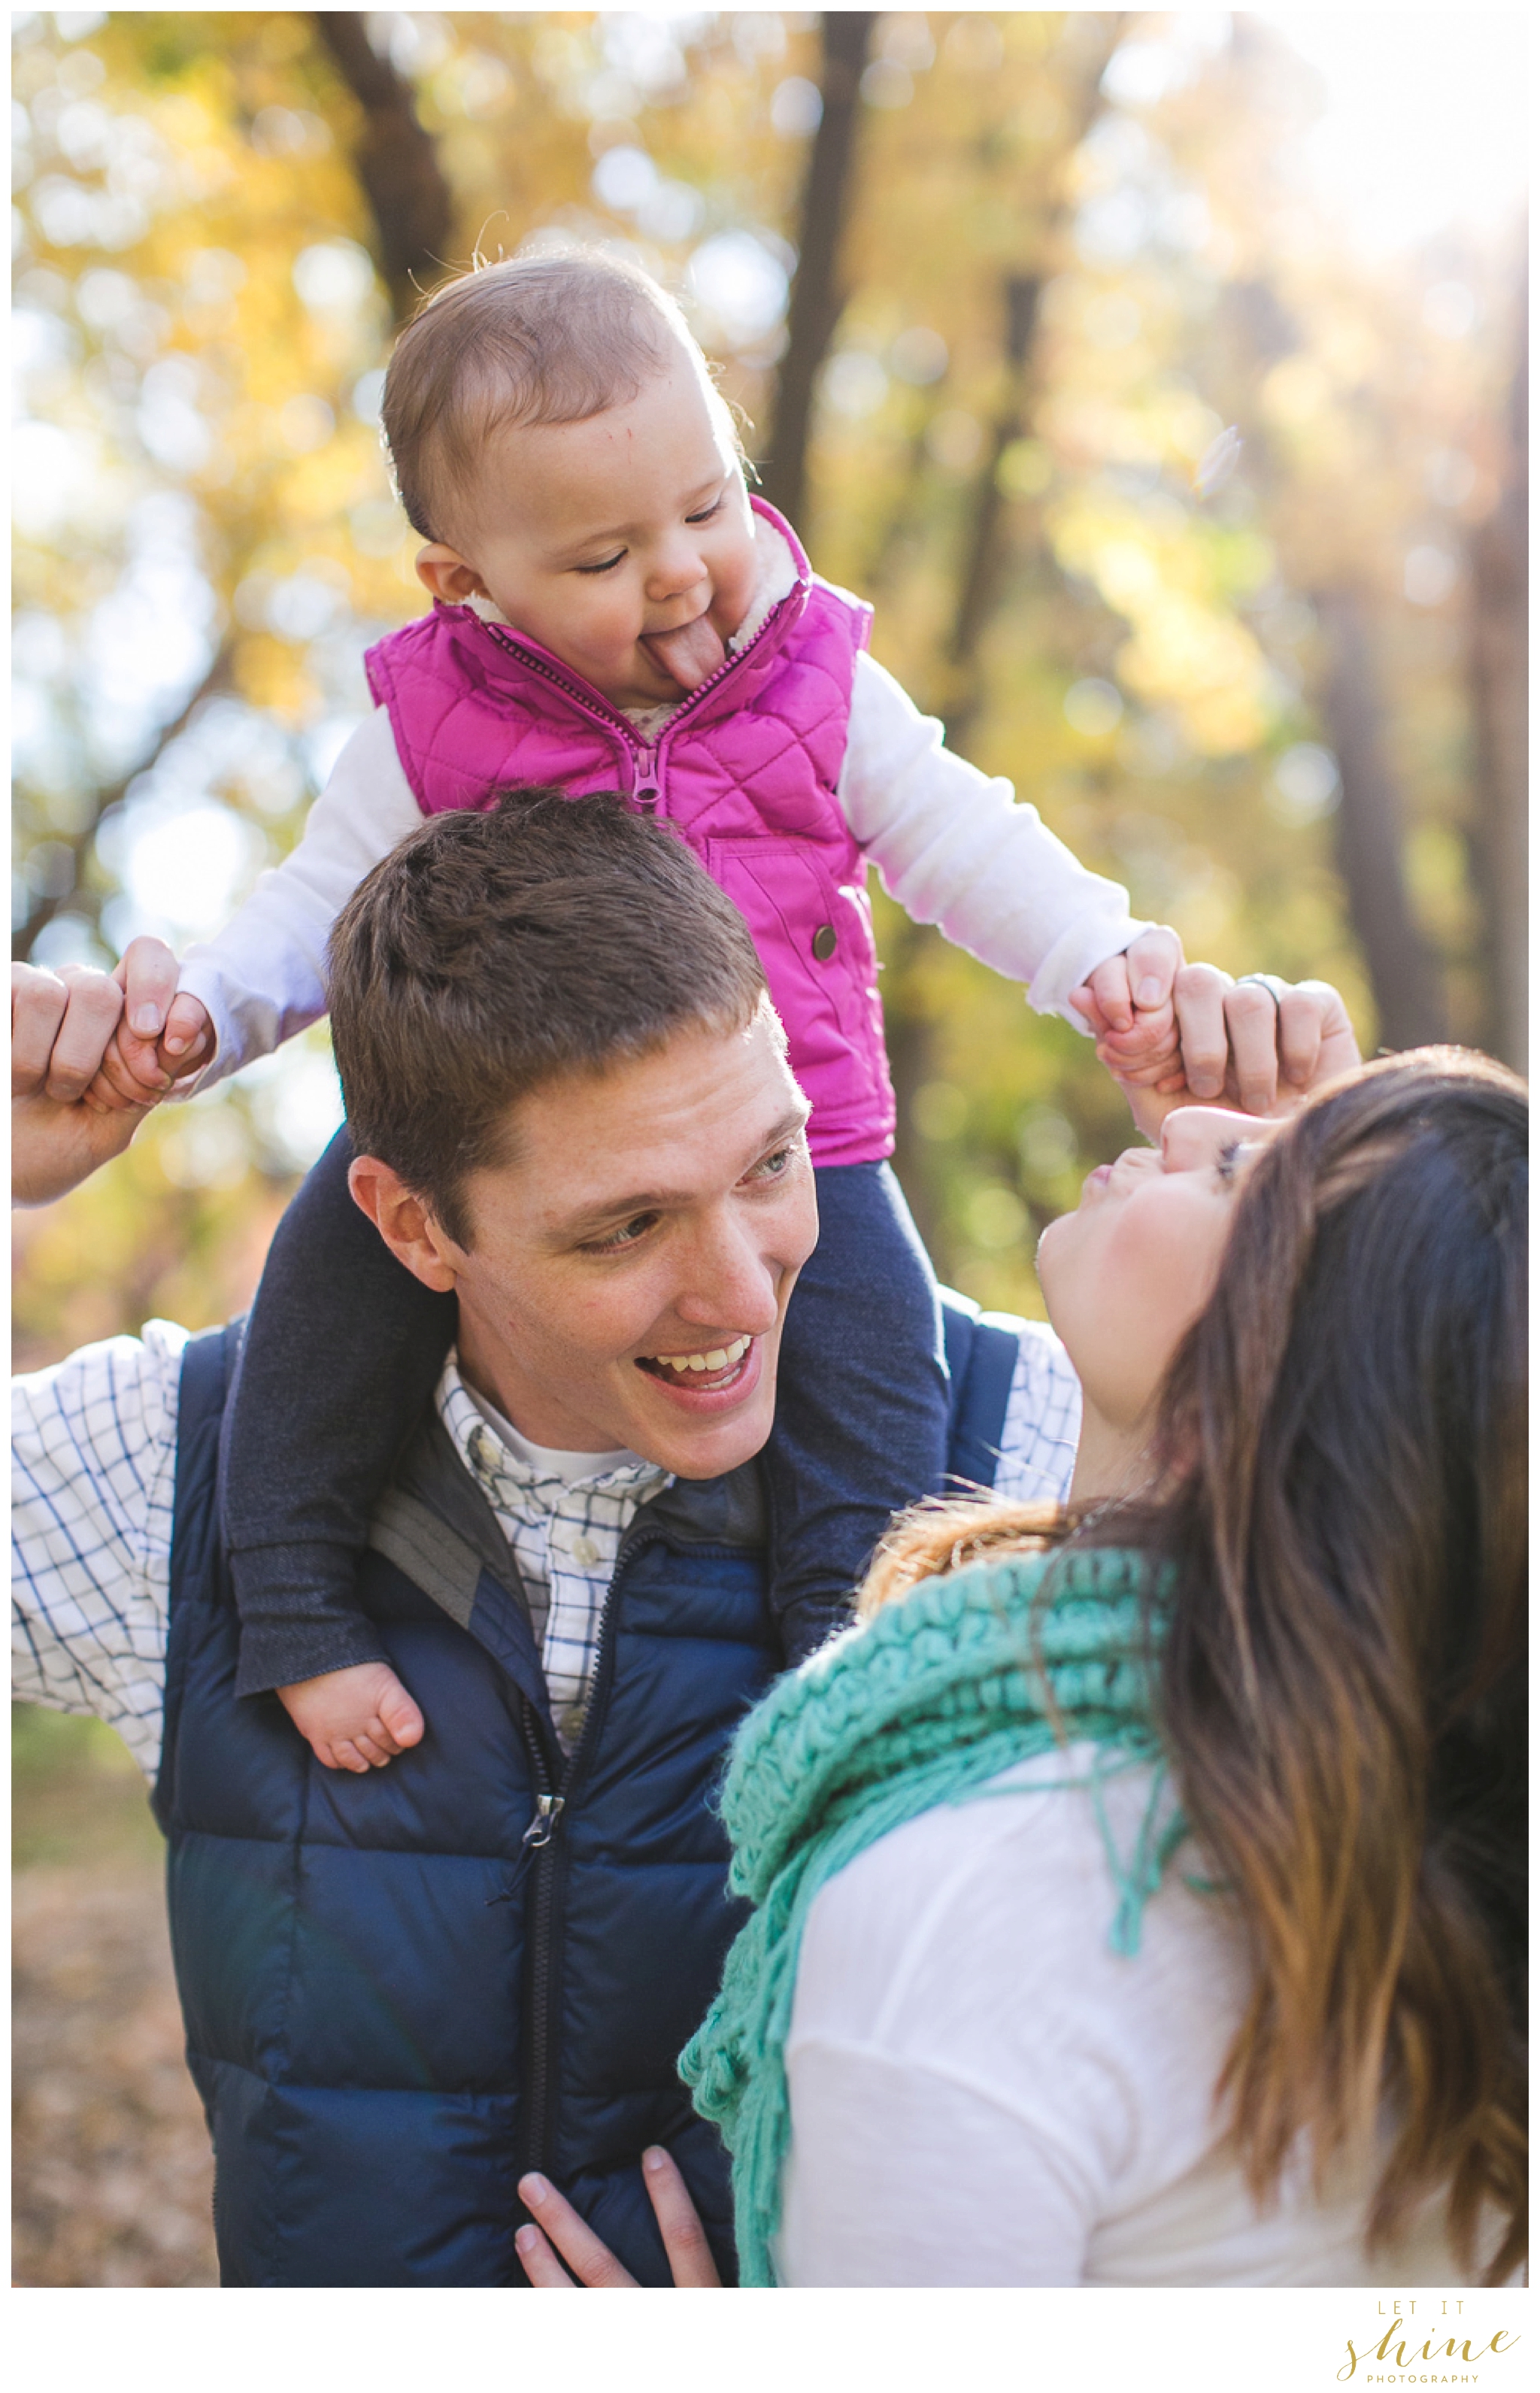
[680,1545,1176,2286]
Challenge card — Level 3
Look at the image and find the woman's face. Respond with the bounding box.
[1037,1107,1276,1433]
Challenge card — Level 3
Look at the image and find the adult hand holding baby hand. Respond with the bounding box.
[11,938,217,1203]
[1109,969,1360,1142]
[84,936,213,1113]
[1072,928,1360,1133]
[12,960,145,1203]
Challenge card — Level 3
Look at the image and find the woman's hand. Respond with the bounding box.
[1099,971,1362,1144]
[515,2146,722,2288]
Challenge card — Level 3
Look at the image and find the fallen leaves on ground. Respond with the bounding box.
[12,1856,218,2286]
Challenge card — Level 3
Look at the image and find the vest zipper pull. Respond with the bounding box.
[522,1794,565,1849]
[484,1796,566,1904]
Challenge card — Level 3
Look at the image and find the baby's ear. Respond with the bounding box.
[415,544,485,603]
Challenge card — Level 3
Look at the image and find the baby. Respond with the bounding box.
[94,253,1190,1772]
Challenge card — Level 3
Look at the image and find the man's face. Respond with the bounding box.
[438,1005,817,1478]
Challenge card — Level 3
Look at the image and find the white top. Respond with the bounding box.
[777,1745,1481,2288]
[174,614,1149,1093]
[11,1314,1081,1782]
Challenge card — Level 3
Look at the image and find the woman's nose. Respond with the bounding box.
[1160,1106,1250,1172]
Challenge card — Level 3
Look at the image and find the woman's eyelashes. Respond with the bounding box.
[1214,1139,1244,1186]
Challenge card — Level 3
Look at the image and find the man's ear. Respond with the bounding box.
[415,544,487,605]
[347,1154,462,1293]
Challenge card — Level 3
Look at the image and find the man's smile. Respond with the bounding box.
[633,1333,761,1409]
[640,1333,753,1378]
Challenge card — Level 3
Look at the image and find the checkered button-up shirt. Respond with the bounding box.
[13,1319,1081,1780]
[991,1315,1083,1506]
[434,1360,669,1749]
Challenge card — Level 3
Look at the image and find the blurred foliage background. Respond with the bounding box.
[9,12,1526,2286]
[12,8,1528,1359]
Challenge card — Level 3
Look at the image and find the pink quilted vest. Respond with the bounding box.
[364,498,894,1168]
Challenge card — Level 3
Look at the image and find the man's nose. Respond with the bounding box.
[671,1212,781,1336]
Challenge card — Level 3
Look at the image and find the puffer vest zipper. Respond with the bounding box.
[156,1327,775,2286]
[154,1296,1025,2285]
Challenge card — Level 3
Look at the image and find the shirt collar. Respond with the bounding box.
[435,1355,670,1507]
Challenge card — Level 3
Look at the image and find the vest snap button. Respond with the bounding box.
[811,923,838,962]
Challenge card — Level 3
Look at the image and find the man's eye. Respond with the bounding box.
[575,551,626,576]
[583,1213,655,1254]
[745,1146,794,1184]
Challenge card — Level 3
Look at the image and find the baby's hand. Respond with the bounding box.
[1077,925,1184,1033]
[83,939,213,1113]
[1069,927,1188,1096]
[277,1661,426,1774]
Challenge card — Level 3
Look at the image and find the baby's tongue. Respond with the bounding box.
[641,614,726,692]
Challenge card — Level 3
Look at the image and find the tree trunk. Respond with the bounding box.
[1314,589,1447,1049]
[313,13,456,324]
[942,274,1041,753]
[757,12,875,530]
[1465,271,1527,1072]
[891,19,1127,1233]
[942,17,1125,752]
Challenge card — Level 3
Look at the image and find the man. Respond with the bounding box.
[12,791,1356,2288]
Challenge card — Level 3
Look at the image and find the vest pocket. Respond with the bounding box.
[703,836,888,1141]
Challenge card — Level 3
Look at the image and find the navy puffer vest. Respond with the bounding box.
[154,1297,1022,2286]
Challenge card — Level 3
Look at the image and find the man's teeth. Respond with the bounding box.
[652,1335,752,1375]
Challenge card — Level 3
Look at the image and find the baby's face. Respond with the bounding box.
[426,344,762,711]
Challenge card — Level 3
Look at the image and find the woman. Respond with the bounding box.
[518,1048,1526,2287]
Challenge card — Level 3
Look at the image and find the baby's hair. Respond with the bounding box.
[382,250,708,546]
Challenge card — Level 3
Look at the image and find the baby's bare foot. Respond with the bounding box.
[277,1661,426,1773]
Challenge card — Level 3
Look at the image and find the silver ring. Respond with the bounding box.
[1234,972,1285,1010]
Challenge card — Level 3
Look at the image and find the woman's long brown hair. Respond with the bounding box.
[869,1048,1527,2279]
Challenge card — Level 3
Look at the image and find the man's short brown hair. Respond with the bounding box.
[326,788,769,1247]
[382,252,699,544]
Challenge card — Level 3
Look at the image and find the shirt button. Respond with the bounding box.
[562,1703,587,1742]
[571,1533,601,1568]
[811,923,838,962]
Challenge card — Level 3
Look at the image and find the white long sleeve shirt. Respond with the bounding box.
[174,651,1150,1093]
[777,1745,1493,2288]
